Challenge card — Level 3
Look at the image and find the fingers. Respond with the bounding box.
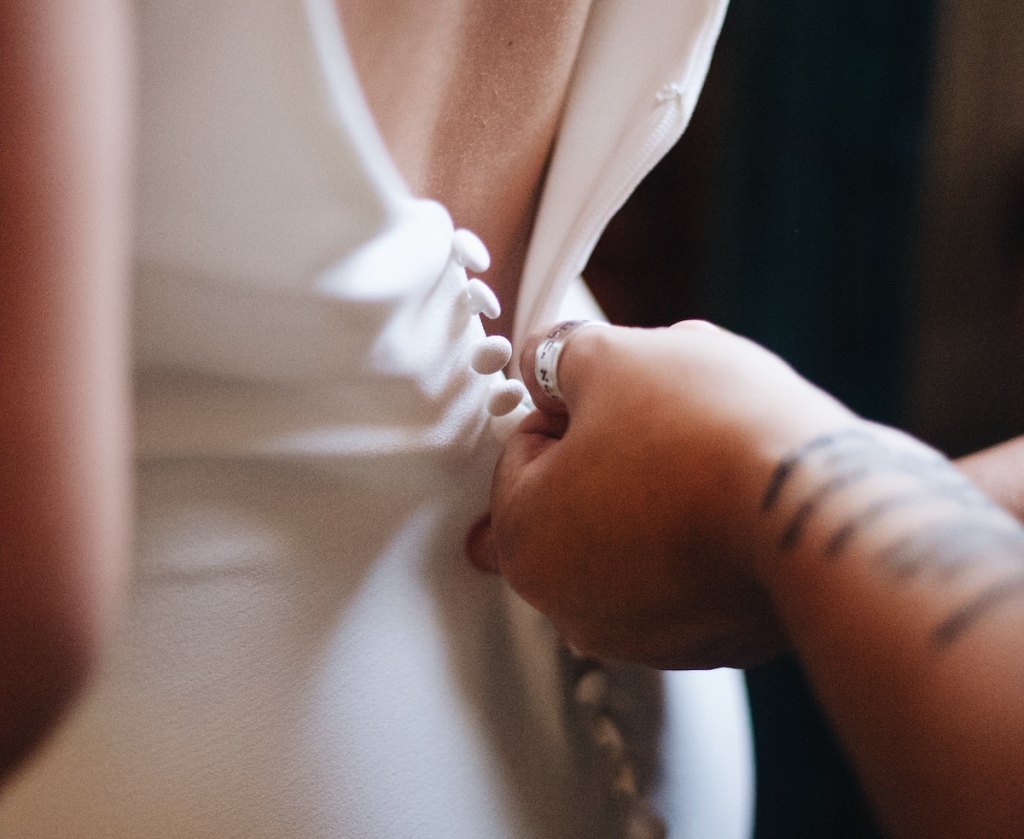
[466,409,565,574]
[518,320,613,415]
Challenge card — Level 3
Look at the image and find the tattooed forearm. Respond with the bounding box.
[932,572,1024,647]
[822,481,999,559]
[777,465,873,551]
[878,518,1024,582]
[763,431,953,515]
[763,430,1024,648]
[764,431,999,554]
[761,429,880,511]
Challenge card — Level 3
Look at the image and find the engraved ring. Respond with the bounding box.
[534,320,608,404]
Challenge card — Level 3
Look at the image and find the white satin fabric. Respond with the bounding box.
[0,2,751,836]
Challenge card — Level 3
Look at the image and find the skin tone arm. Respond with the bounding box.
[1,0,132,784]
[956,435,1024,521]
[469,321,1024,838]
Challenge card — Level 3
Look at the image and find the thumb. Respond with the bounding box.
[518,320,613,416]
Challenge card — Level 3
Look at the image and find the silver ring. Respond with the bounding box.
[534,320,607,403]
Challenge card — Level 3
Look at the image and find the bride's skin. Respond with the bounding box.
[338,0,595,337]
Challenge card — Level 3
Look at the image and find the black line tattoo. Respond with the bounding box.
[823,481,999,560]
[763,429,1024,649]
[778,465,873,551]
[765,431,995,555]
[761,429,878,511]
[764,433,952,517]
[877,518,1024,583]
[932,573,1024,648]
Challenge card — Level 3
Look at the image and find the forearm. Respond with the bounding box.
[757,426,1024,838]
[1,0,132,781]
[485,320,1024,833]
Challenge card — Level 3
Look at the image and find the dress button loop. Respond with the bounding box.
[452,228,491,272]
[467,279,501,320]
[471,336,513,375]
[487,379,527,416]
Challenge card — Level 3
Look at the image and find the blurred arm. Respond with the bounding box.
[0,0,132,783]
[759,428,1024,838]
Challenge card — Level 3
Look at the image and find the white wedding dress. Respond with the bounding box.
[0,1,752,836]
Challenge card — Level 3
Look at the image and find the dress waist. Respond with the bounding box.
[133,199,504,469]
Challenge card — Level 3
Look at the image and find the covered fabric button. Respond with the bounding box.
[467,279,501,320]
[573,669,611,712]
[487,379,527,416]
[610,763,639,803]
[471,335,513,374]
[452,228,491,272]
[623,806,668,839]
[590,715,627,766]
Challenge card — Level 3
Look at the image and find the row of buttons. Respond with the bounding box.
[572,661,668,839]
[449,229,532,439]
[450,229,666,839]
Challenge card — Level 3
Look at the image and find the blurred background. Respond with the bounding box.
[585,2,1024,836]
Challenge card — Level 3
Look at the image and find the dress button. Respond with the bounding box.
[610,763,639,803]
[452,228,491,272]
[467,279,502,320]
[623,806,668,839]
[471,335,513,375]
[487,379,527,416]
[574,669,611,712]
[590,715,628,767]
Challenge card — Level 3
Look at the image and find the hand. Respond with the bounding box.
[468,320,860,669]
